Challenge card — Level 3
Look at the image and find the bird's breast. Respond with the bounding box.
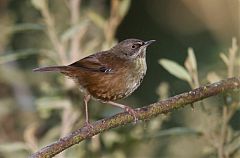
[123,57,147,96]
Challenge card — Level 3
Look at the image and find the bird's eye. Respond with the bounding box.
[131,44,140,49]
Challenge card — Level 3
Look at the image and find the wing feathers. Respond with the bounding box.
[69,54,113,73]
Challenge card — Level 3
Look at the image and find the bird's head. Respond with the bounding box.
[111,39,156,60]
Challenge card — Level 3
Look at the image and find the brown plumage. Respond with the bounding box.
[33,39,155,126]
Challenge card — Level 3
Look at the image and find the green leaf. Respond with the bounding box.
[36,97,71,119]
[8,23,45,33]
[31,0,48,10]
[145,127,201,138]
[119,0,131,18]
[219,52,229,66]
[187,48,197,70]
[207,72,222,83]
[0,142,29,152]
[0,49,39,64]
[61,20,89,42]
[87,10,106,29]
[159,58,192,82]
[225,134,240,155]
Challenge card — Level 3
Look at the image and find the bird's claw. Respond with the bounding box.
[124,107,138,123]
[83,121,93,133]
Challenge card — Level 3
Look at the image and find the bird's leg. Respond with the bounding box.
[106,101,138,123]
[83,94,92,128]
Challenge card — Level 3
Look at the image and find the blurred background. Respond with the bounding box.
[0,0,239,158]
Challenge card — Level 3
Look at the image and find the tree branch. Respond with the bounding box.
[30,77,240,158]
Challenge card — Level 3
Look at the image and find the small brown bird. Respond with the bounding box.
[33,39,155,126]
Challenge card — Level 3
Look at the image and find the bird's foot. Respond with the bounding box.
[124,106,138,123]
[105,101,138,124]
[83,121,93,133]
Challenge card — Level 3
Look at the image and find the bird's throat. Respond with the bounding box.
[133,57,147,75]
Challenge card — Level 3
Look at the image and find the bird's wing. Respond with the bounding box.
[68,53,113,73]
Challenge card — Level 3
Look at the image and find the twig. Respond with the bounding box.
[217,38,238,158]
[30,77,240,158]
[40,3,67,64]
[227,38,237,78]
[218,106,228,158]
[104,0,124,46]
[56,2,83,158]
[69,0,83,61]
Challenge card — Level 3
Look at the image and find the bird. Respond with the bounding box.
[33,38,155,127]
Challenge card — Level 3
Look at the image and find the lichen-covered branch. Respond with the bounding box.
[30,77,240,158]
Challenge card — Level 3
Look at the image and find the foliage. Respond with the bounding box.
[159,38,240,158]
[0,0,239,158]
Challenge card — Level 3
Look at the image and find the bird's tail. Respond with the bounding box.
[33,66,67,72]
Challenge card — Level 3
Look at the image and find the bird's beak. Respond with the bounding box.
[143,40,156,47]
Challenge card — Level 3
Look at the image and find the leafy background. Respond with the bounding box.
[0,0,239,158]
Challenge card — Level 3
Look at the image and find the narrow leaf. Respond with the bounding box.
[61,21,89,42]
[87,10,106,29]
[8,23,45,33]
[207,72,222,83]
[225,134,240,155]
[0,49,39,64]
[220,53,229,66]
[0,142,29,152]
[31,0,48,10]
[159,59,191,82]
[187,48,197,70]
[119,0,131,18]
[145,127,201,138]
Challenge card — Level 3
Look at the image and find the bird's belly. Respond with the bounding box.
[89,74,144,101]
